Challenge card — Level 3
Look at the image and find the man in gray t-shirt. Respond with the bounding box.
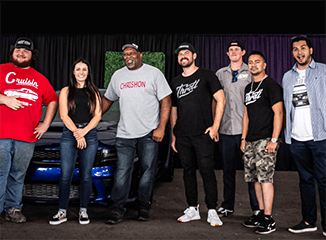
[102,43,172,224]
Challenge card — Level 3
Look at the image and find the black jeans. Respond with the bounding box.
[176,133,218,209]
[219,134,259,211]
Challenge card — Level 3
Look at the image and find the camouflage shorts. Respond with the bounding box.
[243,138,279,183]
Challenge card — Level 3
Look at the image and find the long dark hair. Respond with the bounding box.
[68,58,101,115]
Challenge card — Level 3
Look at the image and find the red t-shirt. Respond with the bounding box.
[0,63,59,143]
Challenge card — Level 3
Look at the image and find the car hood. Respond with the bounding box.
[35,121,118,150]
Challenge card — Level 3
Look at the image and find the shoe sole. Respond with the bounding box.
[288,227,317,234]
[138,217,150,221]
[49,218,67,225]
[177,217,201,223]
[243,223,260,228]
[5,217,26,223]
[207,220,223,227]
[106,218,124,225]
[255,228,276,235]
[79,220,90,225]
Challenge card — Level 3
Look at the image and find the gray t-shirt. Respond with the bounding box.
[104,64,172,139]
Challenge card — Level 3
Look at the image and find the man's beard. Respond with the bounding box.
[180,57,194,68]
[12,57,32,68]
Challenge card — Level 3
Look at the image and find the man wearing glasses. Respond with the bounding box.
[215,40,259,221]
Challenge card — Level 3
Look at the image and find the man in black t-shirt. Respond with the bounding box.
[240,51,283,235]
[170,43,225,227]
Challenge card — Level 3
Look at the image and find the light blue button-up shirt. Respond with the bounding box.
[282,59,326,144]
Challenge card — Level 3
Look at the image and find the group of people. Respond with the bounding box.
[0,36,324,237]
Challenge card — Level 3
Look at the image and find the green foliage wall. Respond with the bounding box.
[104,51,165,88]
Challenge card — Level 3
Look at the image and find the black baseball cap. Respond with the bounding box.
[175,42,196,55]
[122,43,141,52]
[227,40,244,51]
[14,37,34,51]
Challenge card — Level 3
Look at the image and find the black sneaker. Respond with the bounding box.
[255,216,276,235]
[243,210,264,228]
[137,208,150,221]
[288,221,317,233]
[105,207,126,225]
[217,207,234,217]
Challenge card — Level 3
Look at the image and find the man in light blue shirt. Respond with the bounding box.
[282,35,326,237]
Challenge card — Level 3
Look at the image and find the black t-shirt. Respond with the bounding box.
[244,76,283,142]
[68,88,93,124]
[170,68,223,137]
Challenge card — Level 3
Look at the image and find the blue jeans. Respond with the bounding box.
[59,125,98,209]
[219,134,259,211]
[111,131,159,212]
[0,140,35,213]
[290,138,326,231]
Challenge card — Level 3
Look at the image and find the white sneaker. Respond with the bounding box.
[177,205,201,223]
[79,210,90,225]
[49,210,67,225]
[207,209,223,226]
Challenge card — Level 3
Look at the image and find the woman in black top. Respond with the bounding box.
[49,58,101,225]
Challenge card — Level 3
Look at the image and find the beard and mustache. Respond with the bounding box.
[179,57,194,68]
[12,56,32,68]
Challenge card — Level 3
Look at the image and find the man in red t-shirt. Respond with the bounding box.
[0,38,58,223]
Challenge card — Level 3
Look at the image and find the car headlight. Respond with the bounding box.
[94,148,117,167]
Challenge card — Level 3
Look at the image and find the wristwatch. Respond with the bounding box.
[271,138,277,143]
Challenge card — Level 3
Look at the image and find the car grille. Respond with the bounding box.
[32,150,101,160]
[33,150,60,159]
[23,183,97,201]
[31,148,115,167]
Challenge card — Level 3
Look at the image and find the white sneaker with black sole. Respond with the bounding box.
[79,210,90,225]
[49,210,67,225]
[177,205,201,223]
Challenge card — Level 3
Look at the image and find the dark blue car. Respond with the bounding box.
[23,89,173,204]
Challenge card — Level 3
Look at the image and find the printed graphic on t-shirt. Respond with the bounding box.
[120,81,146,90]
[292,75,310,108]
[176,79,200,98]
[245,89,263,105]
[4,88,38,108]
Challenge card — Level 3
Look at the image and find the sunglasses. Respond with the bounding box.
[232,71,238,83]
[291,35,308,40]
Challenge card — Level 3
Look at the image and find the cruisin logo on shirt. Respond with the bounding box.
[176,79,200,98]
[5,71,39,89]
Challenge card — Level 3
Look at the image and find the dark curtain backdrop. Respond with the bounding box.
[1,33,326,170]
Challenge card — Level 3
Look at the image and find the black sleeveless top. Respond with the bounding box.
[68,88,93,124]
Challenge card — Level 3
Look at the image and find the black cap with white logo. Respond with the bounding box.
[175,42,196,55]
[14,37,34,51]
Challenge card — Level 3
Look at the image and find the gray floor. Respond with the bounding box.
[0,169,324,239]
